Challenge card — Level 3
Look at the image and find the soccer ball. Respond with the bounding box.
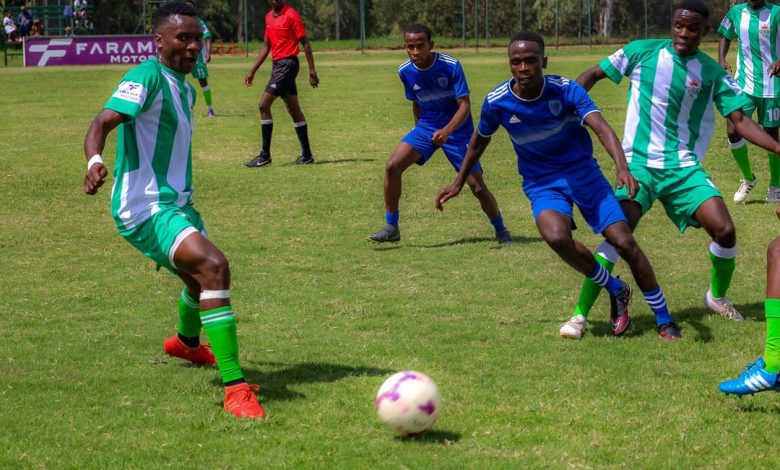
[375,371,441,436]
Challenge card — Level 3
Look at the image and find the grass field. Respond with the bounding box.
[1,44,779,468]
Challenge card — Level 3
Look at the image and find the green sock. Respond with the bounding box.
[203,87,213,107]
[709,245,736,299]
[177,288,201,337]
[200,305,244,383]
[769,153,780,187]
[573,253,615,319]
[730,139,753,180]
[764,298,780,373]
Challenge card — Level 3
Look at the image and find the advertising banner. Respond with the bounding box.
[24,35,155,67]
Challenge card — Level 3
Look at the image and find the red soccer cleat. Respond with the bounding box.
[224,382,267,419]
[163,334,216,366]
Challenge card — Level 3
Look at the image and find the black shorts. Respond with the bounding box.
[265,56,299,97]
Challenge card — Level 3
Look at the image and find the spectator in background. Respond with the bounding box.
[64,26,73,37]
[17,5,33,37]
[30,18,44,37]
[74,0,88,29]
[4,11,18,42]
[63,3,73,28]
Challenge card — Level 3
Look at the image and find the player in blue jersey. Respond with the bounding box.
[437,31,681,340]
[367,24,512,244]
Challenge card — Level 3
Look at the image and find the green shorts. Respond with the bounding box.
[119,205,207,273]
[743,94,780,127]
[192,58,208,80]
[615,164,722,233]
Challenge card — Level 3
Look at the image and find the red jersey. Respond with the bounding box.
[264,4,307,61]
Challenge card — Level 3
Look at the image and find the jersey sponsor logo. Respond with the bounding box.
[437,77,449,88]
[685,79,701,98]
[548,100,562,116]
[112,81,147,105]
[720,18,732,30]
[723,75,742,94]
[413,83,421,91]
[508,114,521,124]
[608,49,628,73]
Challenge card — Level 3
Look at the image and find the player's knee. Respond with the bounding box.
[259,102,271,114]
[385,159,404,177]
[768,238,780,263]
[199,252,230,285]
[712,222,736,247]
[543,231,572,253]
[612,236,640,260]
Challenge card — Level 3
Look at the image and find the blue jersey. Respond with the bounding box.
[477,75,601,181]
[398,52,473,134]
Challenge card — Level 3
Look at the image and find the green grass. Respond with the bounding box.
[1,46,779,468]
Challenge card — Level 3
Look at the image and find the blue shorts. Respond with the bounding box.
[524,168,626,234]
[401,123,481,174]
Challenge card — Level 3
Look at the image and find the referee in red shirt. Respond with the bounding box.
[244,0,319,167]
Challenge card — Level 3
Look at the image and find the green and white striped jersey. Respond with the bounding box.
[103,57,198,232]
[599,39,750,169]
[197,18,211,63]
[718,3,780,98]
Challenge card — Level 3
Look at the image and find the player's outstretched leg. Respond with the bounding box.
[721,236,780,394]
[562,242,618,339]
[536,211,631,340]
[465,171,512,244]
[198,78,215,117]
[695,199,743,320]
[603,221,681,340]
[175,233,266,419]
[163,286,216,365]
[367,143,420,243]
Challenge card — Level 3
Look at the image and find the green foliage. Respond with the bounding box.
[1,44,779,467]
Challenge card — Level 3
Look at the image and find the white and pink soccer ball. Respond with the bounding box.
[375,371,442,436]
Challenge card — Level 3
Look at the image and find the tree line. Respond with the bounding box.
[21,0,743,44]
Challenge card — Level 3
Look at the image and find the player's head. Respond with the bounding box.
[508,31,547,94]
[182,0,199,14]
[747,0,766,10]
[404,24,435,68]
[672,0,709,57]
[153,2,202,74]
[271,0,285,12]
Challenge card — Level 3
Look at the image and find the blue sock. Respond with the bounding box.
[489,214,506,234]
[588,263,624,295]
[386,211,399,227]
[643,287,673,326]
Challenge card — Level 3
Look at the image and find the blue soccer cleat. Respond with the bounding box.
[719,357,780,396]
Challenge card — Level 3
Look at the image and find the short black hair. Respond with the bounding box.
[509,31,545,55]
[674,0,709,19]
[153,2,198,31]
[405,24,432,42]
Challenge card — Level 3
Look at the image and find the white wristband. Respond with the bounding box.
[87,154,104,171]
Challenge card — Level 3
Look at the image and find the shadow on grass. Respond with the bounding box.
[407,234,543,248]
[730,401,780,414]
[224,361,393,403]
[586,302,765,342]
[286,158,377,165]
[396,429,462,444]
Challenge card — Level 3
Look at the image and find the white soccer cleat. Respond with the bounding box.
[767,185,780,203]
[733,178,756,204]
[704,289,744,321]
[560,314,587,340]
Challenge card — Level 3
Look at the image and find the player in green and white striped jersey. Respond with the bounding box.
[718,0,780,203]
[184,0,215,117]
[82,2,264,419]
[567,0,780,335]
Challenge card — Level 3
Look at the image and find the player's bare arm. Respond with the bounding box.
[299,36,318,88]
[718,36,732,73]
[245,37,271,86]
[584,111,638,199]
[436,131,491,210]
[728,110,780,155]
[412,102,420,124]
[432,96,470,146]
[82,109,124,195]
[575,65,607,91]
[204,37,211,62]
